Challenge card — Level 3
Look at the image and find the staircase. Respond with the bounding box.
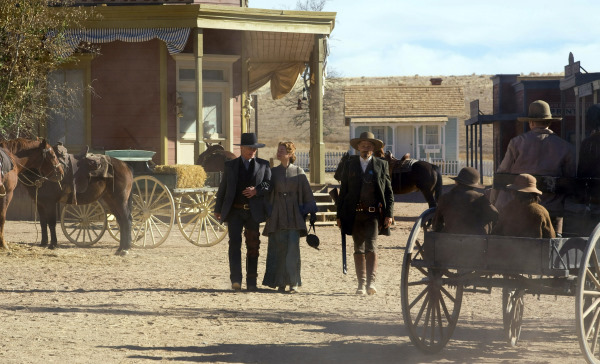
[311,184,338,226]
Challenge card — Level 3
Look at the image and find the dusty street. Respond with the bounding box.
[0,185,585,363]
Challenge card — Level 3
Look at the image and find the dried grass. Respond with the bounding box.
[153,164,207,189]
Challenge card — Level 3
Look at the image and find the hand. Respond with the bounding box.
[383,217,393,229]
[309,212,317,225]
[215,212,221,221]
[242,186,257,198]
[336,218,341,229]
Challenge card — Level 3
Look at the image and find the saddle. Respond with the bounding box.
[386,151,415,173]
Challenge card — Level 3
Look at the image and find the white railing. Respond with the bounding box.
[295,151,494,177]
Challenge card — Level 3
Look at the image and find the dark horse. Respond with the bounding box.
[20,144,134,255]
[334,150,443,207]
[0,138,64,249]
[196,143,236,172]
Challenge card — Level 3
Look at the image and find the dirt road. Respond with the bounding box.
[0,186,585,363]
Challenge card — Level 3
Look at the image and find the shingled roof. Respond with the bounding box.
[344,85,465,119]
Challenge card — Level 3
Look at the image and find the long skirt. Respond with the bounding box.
[262,229,301,288]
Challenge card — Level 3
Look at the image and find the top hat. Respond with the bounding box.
[450,167,483,188]
[234,133,265,148]
[507,174,542,195]
[350,131,384,150]
[517,100,562,122]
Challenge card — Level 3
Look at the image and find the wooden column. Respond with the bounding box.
[193,28,206,159]
[309,34,325,184]
[159,42,168,164]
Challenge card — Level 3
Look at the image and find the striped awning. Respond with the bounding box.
[53,28,190,58]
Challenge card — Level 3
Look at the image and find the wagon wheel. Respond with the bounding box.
[176,191,227,247]
[106,214,120,242]
[502,287,525,347]
[576,223,600,363]
[401,208,463,353]
[60,201,107,247]
[130,175,175,249]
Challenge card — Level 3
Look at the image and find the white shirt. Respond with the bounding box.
[359,155,372,172]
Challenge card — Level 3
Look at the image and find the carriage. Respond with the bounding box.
[59,150,228,249]
[401,173,600,363]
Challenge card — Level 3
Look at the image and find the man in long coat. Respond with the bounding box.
[214,133,271,291]
[336,132,394,295]
[492,100,575,236]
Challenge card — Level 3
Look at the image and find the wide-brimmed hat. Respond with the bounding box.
[507,174,542,195]
[234,133,265,148]
[517,100,562,122]
[350,131,384,150]
[450,167,483,188]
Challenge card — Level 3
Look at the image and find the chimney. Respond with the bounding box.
[430,78,443,85]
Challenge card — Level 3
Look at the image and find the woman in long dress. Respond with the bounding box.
[262,141,317,293]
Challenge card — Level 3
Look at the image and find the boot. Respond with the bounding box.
[354,253,367,295]
[366,251,378,295]
[246,256,258,291]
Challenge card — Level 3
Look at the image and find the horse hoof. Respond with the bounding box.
[40,242,48,247]
[48,245,58,250]
[115,249,129,256]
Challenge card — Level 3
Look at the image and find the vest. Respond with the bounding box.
[233,158,254,205]
[359,161,378,208]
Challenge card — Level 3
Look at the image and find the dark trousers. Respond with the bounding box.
[351,212,379,254]
[227,208,261,284]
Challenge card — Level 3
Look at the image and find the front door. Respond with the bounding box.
[395,125,414,157]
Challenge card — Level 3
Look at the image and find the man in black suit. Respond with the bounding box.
[336,132,394,295]
[215,133,271,291]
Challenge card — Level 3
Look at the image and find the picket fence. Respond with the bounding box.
[295,151,494,177]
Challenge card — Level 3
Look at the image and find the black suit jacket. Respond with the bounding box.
[337,155,394,235]
[214,156,271,223]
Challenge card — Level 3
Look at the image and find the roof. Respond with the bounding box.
[350,116,449,124]
[343,85,465,119]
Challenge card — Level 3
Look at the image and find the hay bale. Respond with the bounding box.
[153,165,207,189]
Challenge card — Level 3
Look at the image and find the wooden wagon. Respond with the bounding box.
[401,175,600,363]
[60,150,227,249]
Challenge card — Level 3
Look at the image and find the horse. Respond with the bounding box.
[334,150,443,207]
[196,143,236,172]
[19,144,134,255]
[0,138,64,250]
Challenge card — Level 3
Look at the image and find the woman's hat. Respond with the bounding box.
[517,100,562,122]
[234,133,265,148]
[350,131,384,150]
[507,174,542,195]
[450,167,483,188]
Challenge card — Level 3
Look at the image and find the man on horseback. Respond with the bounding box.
[491,100,575,236]
[336,131,394,295]
[214,133,271,291]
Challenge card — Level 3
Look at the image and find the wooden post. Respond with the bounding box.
[193,28,206,160]
[159,42,168,164]
[309,34,325,184]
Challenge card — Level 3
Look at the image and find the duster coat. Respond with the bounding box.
[492,199,556,238]
[433,184,498,235]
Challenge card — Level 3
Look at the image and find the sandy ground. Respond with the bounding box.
[0,180,586,364]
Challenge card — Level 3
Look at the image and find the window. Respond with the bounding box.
[425,125,439,144]
[47,69,85,147]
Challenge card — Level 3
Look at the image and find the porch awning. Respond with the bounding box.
[244,31,316,100]
[53,28,191,58]
[351,116,449,124]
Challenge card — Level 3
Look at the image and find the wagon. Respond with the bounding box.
[401,174,600,363]
[59,150,227,249]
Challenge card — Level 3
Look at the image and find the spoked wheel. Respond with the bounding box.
[502,287,525,347]
[576,223,600,363]
[176,191,227,247]
[401,208,463,353]
[107,214,120,242]
[60,201,107,247]
[130,175,175,249]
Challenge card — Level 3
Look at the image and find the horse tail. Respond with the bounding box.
[432,164,443,204]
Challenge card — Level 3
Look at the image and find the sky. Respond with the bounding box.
[249,0,600,78]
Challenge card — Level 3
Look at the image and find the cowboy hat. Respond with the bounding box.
[450,167,483,188]
[350,131,384,150]
[234,133,265,148]
[517,100,562,122]
[507,174,542,195]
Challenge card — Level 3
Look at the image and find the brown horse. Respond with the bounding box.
[196,143,236,172]
[334,151,443,207]
[20,144,134,255]
[0,138,64,249]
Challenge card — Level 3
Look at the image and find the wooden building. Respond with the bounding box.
[343,79,465,161]
[8,0,336,219]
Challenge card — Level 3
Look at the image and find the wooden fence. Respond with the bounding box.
[295,151,493,177]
